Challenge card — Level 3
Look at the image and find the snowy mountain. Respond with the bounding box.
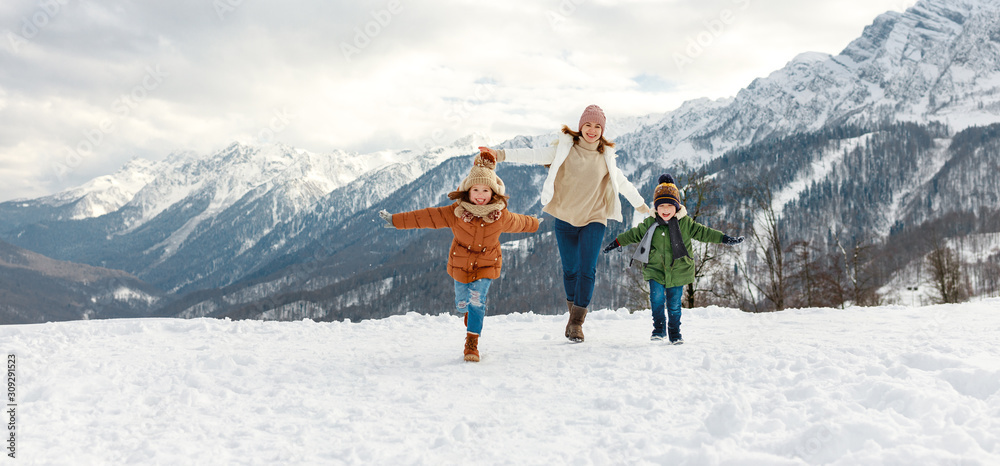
[0,135,489,294]
[188,0,1000,321]
[3,0,1000,321]
[4,301,999,463]
[155,152,554,321]
[615,0,1000,168]
[43,158,160,220]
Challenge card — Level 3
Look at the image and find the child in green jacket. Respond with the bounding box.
[603,174,743,344]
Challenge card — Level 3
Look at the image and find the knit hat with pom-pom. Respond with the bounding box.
[653,174,681,210]
[459,150,506,196]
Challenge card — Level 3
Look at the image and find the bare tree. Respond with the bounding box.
[735,180,788,311]
[678,168,731,309]
[694,245,748,309]
[621,262,650,313]
[833,236,882,307]
[788,240,822,308]
[982,259,1000,298]
[926,243,970,304]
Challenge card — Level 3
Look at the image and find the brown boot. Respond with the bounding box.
[567,305,587,342]
[564,300,573,338]
[464,332,480,362]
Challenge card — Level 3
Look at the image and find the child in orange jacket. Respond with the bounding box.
[379,151,540,362]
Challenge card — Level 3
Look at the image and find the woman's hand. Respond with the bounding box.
[478,146,497,159]
[635,205,651,215]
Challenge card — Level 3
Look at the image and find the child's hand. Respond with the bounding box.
[602,239,621,253]
[379,210,395,229]
[721,234,744,245]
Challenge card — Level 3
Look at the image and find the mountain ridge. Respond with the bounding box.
[2,0,999,321]
[0,238,160,324]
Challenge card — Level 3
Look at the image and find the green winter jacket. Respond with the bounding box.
[615,207,724,288]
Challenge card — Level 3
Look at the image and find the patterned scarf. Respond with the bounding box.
[455,200,505,223]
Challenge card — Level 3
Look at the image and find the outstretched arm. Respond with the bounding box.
[479,145,557,165]
[686,218,725,244]
[389,205,455,230]
[615,217,655,247]
[502,211,541,234]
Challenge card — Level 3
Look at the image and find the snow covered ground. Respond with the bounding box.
[4,300,1000,465]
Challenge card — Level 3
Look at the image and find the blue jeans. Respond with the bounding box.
[649,280,684,341]
[554,219,607,308]
[455,278,492,335]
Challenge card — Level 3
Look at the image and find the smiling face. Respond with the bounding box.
[656,203,677,221]
[469,184,493,205]
[580,121,603,144]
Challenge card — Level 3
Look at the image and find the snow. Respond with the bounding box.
[790,52,832,65]
[110,287,159,306]
[4,300,1000,464]
[41,158,160,220]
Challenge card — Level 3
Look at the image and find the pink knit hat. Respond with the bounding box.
[578,105,606,132]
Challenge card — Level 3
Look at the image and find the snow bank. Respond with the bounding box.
[3,301,999,464]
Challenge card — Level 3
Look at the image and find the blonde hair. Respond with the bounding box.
[561,125,615,154]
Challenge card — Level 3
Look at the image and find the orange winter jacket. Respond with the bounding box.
[392,203,540,283]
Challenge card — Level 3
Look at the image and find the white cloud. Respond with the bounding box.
[0,0,918,202]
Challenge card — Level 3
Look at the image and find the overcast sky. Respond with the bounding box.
[0,0,918,202]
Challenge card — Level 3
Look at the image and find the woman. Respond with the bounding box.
[479,105,650,342]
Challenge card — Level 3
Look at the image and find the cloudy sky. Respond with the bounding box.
[0,0,918,202]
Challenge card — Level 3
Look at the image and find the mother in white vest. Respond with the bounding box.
[478,105,650,342]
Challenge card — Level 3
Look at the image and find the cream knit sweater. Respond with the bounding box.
[540,139,614,226]
[498,132,645,225]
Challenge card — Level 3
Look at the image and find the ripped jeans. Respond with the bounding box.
[454,278,493,335]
